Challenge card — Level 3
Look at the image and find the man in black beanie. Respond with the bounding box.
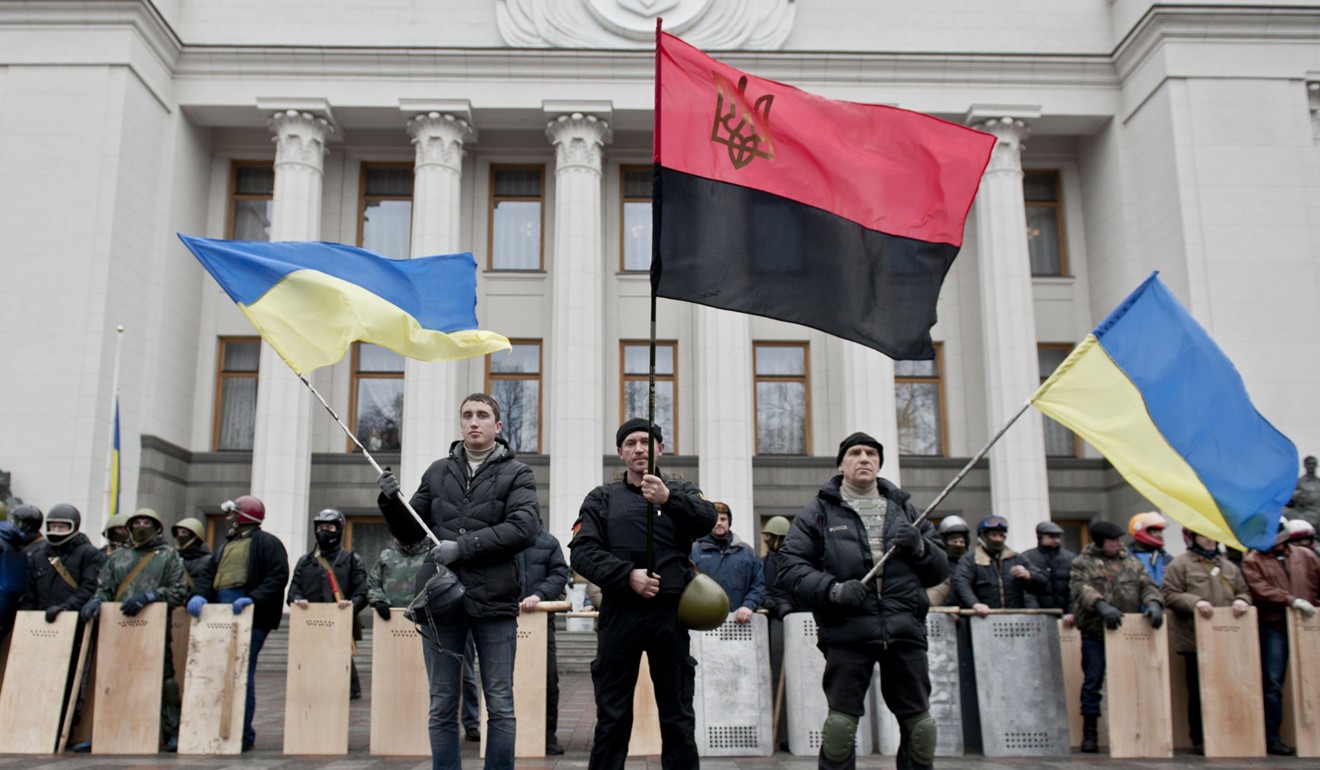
[779,431,948,770]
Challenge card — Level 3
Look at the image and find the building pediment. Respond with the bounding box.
[496,0,795,50]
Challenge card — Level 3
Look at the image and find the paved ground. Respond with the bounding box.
[6,669,1317,768]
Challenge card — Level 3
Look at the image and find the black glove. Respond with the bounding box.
[44,605,62,623]
[1095,600,1124,630]
[377,468,401,498]
[80,597,102,623]
[430,540,460,566]
[1143,603,1164,630]
[891,522,923,556]
[374,601,392,621]
[829,580,868,607]
[121,591,158,617]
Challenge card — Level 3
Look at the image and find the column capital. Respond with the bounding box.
[971,115,1031,174]
[546,112,612,173]
[268,110,334,171]
[407,112,473,172]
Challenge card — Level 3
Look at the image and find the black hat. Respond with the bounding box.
[1089,519,1123,544]
[835,432,884,468]
[616,417,663,447]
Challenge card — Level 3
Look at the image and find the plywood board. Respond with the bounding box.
[1104,614,1172,758]
[369,609,429,756]
[1192,607,1264,757]
[629,652,663,755]
[0,611,80,753]
[57,622,94,753]
[479,610,550,758]
[282,602,352,755]
[68,638,97,747]
[170,606,191,692]
[178,605,252,755]
[92,603,167,754]
[1282,610,1320,756]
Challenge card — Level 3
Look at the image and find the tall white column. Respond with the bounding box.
[400,110,473,487]
[695,308,755,536]
[841,342,901,487]
[972,115,1050,548]
[545,111,611,540]
[251,109,333,559]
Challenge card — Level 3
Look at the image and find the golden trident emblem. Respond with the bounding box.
[710,74,774,170]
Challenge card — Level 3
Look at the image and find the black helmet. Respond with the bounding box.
[10,505,43,539]
[977,516,1009,533]
[1035,521,1064,537]
[46,504,81,546]
[314,508,345,530]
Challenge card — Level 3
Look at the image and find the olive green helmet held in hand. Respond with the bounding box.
[678,572,730,631]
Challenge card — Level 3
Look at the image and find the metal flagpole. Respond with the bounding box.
[860,400,1034,584]
[101,324,124,523]
[296,375,441,548]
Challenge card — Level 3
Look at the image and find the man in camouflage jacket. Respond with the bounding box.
[1068,518,1164,753]
[367,538,429,611]
[81,508,188,751]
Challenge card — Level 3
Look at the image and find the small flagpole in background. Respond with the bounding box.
[101,324,124,523]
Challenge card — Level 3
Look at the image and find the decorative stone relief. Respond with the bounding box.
[497,0,795,50]
[269,110,333,170]
[546,113,612,172]
[974,116,1030,174]
[407,113,471,172]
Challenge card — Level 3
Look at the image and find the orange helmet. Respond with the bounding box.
[1128,512,1166,547]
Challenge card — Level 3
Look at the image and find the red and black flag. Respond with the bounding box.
[652,32,995,360]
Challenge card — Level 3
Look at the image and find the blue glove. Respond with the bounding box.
[80,597,102,623]
[121,591,158,617]
[186,595,208,618]
[430,540,461,565]
[232,596,253,614]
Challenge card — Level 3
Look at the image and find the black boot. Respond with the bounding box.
[1080,715,1099,754]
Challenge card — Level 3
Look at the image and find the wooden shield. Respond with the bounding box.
[169,606,191,692]
[283,603,352,755]
[1282,609,1320,756]
[1192,606,1264,756]
[1058,621,1110,748]
[369,609,429,756]
[91,602,168,754]
[178,604,253,755]
[479,609,549,758]
[629,651,663,755]
[56,621,94,753]
[1104,614,1172,758]
[0,611,80,753]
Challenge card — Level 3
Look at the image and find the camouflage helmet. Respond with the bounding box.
[677,572,730,631]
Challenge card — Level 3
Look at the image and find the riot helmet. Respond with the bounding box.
[10,504,43,541]
[1128,512,1166,547]
[977,515,1009,555]
[314,508,345,551]
[45,503,81,546]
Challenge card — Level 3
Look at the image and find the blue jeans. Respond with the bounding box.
[1260,626,1287,743]
[421,613,517,770]
[461,632,480,731]
[1080,635,1106,716]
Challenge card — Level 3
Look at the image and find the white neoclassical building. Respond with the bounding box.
[2,1,1319,567]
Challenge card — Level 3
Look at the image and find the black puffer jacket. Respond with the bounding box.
[287,547,368,614]
[378,438,540,618]
[778,476,947,650]
[21,532,105,612]
[177,543,214,591]
[193,527,290,632]
[516,531,570,603]
[1020,544,1076,613]
[951,545,1046,609]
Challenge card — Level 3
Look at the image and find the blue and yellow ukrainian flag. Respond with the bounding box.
[1031,273,1296,552]
[108,397,120,518]
[179,235,510,375]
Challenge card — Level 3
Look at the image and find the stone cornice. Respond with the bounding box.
[0,0,182,67]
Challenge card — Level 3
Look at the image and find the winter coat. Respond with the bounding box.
[0,523,28,635]
[951,544,1046,609]
[378,438,540,619]
[177,543,214,590]
[1070,542,1163,640]
[366,541,429,608]
[193,527,290,631]
[1020,544,1076,613]
[288,547,368,614]
[777,475,948,650]
[1130,545,1174,586]
[1161,550,1252,653]
[94,536,188,607]
[22,532,105,612]
[761,549,797,619]
[691,532,766,611]
[1242,544,1320,632]
[516,530,570,603]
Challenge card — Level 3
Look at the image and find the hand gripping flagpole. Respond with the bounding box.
[297,375,442,549]
[860,400,1033,585]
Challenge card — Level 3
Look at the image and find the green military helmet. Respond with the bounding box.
[174,516,205,541]
[103,512,130,536]
[0,500,7,520]
[130,508,163,528]
[677,572,730,631]
[762,516,792,537]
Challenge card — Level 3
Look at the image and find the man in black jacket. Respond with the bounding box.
[570,417,717,770]
[172,517,213,591]
[288,508,369,699]
[951,516,1046,615]
[377,393,539,770]
[779,432,948,770]
[1020,520,1076,626]
[516,530,570,754]
[22,503,105,622]
[187,494,290,751]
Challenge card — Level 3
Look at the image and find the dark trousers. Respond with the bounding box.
[1260,626,1288,743]
[819,642,932,770]
[546,622,560,739]
[1179,652,1203,746]
[1080,635,1106,716]
[588,596,698,770]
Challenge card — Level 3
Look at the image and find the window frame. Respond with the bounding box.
[894,342,948,457]
[225,160,274,240]
[1038,342,1082,458]
[484,338,544,454]
[487,164,546,272]
[347,342,405,454]
[752,341,812,456]
[619,164,652,272]
[356,161,415,259]
[619,339,678,454]
[212,336,261,452]
[1024,169,1069,277]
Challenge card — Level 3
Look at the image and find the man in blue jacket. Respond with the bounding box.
[691,502,765,624]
